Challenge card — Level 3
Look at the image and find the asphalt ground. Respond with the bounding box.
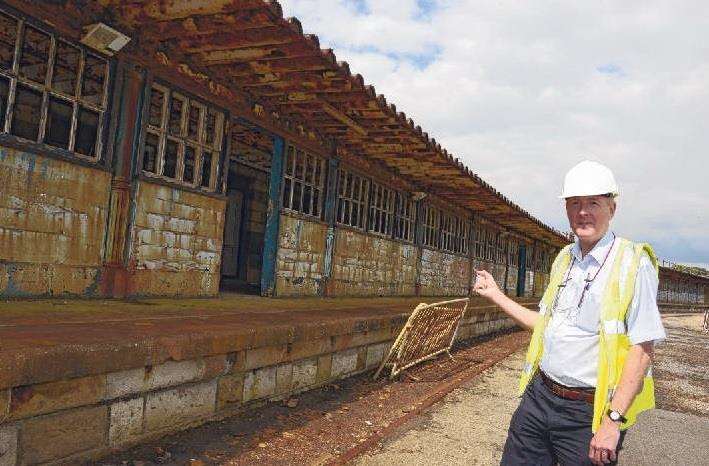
[356,313,709,466]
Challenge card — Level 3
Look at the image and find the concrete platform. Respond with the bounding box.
[0,294,535,464]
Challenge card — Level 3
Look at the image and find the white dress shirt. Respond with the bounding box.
[539,230,666,388]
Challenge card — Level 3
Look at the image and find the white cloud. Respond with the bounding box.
[280,0,709,264]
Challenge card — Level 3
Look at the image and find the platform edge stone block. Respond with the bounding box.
[216,373,244,410]
[109,397,145,446]
[243,366,276,402]
[146,360,204,391]
[106,368,146,399]
[316,354,332,384]
[0,423,18,466]
[9,374,107,420]
[365,342,390,369]
[331,348,358,378]
[19,405,108,465]
[244,345,288,371]
[145,380,217,432]
[276,363,293,394]
[292,358,318,391]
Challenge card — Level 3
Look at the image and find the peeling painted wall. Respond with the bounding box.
[128,181,225,296]
[419,248,470,296]
[329,228,417,296]
[275,214,327,297]
[0,147,111,297]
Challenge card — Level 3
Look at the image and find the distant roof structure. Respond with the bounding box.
[16,0,568,246]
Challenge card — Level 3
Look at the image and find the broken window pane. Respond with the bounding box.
[200,151,212,188]
[142,132,159,173]
[45,96,73,149]
[183,145,196,183]
[204,109,217,146]
[11,84,42,141]
[0,76,8,130]
[75,107,99,156]
[81,54,106,106]
[187,103,200,140]
[168,94,185,136]
[282,177,292,208]
[52,41,80,96]
[0,12,17,70]
[19,25,50,84]
[148,86,165,128]
[163,138,178,178]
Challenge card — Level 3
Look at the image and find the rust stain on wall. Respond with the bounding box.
[330,228,417,296]
[275,214,327,297]
[0,147,111,297]
[127,181,226,296]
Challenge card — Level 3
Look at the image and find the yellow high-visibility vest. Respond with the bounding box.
[518,238,658,432]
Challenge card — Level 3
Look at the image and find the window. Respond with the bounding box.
[422,204,441,248]
[496,233,507,263]
[142,83,225,191]
[0,11,109,159]
[336,167,369,228]
[282,145,326,218]
[485,228,496,261]
[368,181,395,236]
[393,193,416,242]
[525,243,534,269]
[508,238,519,267]
[440,212,469,255]
[473,224,485,259]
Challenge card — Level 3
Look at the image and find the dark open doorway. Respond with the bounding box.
[220,122,273,294]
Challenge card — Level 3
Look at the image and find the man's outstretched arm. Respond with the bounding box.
[473,269,540,330]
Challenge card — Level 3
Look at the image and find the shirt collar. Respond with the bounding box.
[571,230,615,264]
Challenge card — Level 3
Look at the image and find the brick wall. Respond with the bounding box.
[127,181,226,296]
[275,214,327,296]
[0,147,111,297]
[419,248,470,296]
[329,229,417,296]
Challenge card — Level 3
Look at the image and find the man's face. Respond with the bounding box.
[565,195,616,242]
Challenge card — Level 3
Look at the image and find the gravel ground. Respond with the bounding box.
[356,312,709,466]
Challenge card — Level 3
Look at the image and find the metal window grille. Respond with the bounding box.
[526,243,534,269]
[496,233,506,263]
[142,82,225,191]
[440,213,469,255]
[508,238,518,266]
[0,10,109,160]
[393,192,416,242]
[485,228,496,261]
[336,167,368,228]
[422,204,441,248]
[368,181,395,236]
[473,224,485,259]
[282,144,326,218]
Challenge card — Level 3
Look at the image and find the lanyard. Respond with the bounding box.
[551,233,616,313]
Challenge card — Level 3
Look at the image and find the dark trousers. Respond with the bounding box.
[501,375,626,466]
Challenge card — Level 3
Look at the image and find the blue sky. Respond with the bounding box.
[280,1,709,268]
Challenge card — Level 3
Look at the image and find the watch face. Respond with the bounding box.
[609,411,621,421]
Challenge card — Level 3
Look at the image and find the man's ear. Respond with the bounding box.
[609,199,617,218]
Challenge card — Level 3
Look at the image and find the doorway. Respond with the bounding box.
[220,123,273,294]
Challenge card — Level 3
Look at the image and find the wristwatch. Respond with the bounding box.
[607,409,627,423]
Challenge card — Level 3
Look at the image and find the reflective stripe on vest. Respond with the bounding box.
[518,238,658,433]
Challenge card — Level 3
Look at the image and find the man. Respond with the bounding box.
[474,160,665,465]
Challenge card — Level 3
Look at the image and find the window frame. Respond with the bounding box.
[368,180,395,237]
[421,203,441,249]
[0,8,112,163]
[139,80,226,193]
[335,165,370,230]
[281,144,327,219]
[393,192,416,243]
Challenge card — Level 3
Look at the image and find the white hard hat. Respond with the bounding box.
[560,160,619,199]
